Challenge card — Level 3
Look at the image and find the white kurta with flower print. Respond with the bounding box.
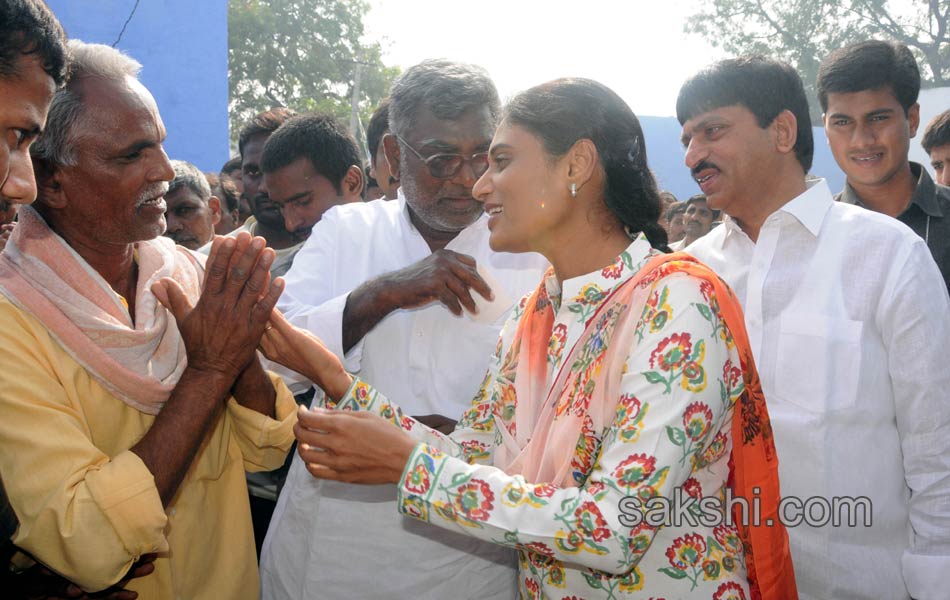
[336,236,753,599]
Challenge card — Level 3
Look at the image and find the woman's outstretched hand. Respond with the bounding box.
[295,406,417,484]
[259,309,353,402]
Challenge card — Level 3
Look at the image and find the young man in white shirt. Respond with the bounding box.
[259,59,548,600]
[678,55,950,600]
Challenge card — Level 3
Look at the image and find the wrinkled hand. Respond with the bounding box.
[151,233,283,379]
[294,406,417,484]
[13,553,156,600]
[259,309,352,401]
[384,250,492,316]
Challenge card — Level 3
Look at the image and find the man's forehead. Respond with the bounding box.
[73,75,165,136]
[682,104,747,128]
[824,85,901,114]
[407,105,494,148]
[167,186,206,206]
[241,133,269,165]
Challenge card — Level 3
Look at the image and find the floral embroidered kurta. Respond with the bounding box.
[335,236,753,599]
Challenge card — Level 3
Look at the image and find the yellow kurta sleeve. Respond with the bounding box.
[0,301,168,592]
[226,369,297,472]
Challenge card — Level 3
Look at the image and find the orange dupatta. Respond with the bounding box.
[494,251,796,600]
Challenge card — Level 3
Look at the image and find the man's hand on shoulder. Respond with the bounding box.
[342,250,493,352]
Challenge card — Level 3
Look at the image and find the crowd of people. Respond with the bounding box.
[1,1,949,599]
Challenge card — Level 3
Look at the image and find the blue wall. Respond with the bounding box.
[642,117,845,201]
[47,0,230,173]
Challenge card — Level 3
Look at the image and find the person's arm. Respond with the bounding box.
[225,368,298,474]
[261,307,503,460]
[880,241,950,600]
[135,235,282,506]
[341,249,493,353]
[294,274,739,574]
[0,312,168,592]
[231,357,276,418]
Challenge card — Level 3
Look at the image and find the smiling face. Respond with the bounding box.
[823,86,919,190]
[0,53,55,207]
[473,121,575,254]
[48,75,174,249]
[389,105,494,239]
[680,104,779,223]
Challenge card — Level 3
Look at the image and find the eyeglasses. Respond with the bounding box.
[395,135,489,179]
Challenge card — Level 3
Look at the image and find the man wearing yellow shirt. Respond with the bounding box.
[0,39,296,599]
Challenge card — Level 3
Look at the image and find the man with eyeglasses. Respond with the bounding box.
[259,59,548,600]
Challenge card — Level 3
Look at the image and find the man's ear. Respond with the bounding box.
[382,133,401,180]
[342,165,364,202]
[208,195,222,225]
[32,158,68,209]
[773,109,799,155]
[908,102,920,138]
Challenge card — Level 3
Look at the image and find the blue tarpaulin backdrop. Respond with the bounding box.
[48,0,230,173]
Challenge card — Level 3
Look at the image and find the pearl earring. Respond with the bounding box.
[569,182,577,198]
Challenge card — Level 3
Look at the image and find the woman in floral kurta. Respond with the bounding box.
[262,78,795,599]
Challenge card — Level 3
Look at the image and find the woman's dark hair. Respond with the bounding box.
[504,78,669,251]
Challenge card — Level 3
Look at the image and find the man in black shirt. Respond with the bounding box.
[818,40,950,292]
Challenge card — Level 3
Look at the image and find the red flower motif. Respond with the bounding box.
[587,481,606,497]
[628,522,656,555]
[522,541,555,557]
[714,525,743,554]
[574,500,611,542]
[613,453,657,486]
[404,464,431,495]
[616,394,642,426]
[683,360,702,380]
[666,533,707,570]
[460,439,490,461]
[454,479,495,521]
[400,415,415,431]
[533,483,556,498]
[649,333,693,371]
[524,577,541,600]
[548,323,568,359]
[683,402,714,442]
[699,280,714,302]
[682,477,703,499]
[723,360,742,392]
[713,581,747,600]
[702,432,728,465]
[601,261,624,279]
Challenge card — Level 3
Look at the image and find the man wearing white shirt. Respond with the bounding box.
[259,59,548,599]
[677,56,950,600]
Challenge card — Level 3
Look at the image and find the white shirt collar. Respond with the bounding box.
[777,177,832,237]
[718,178,832,245]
